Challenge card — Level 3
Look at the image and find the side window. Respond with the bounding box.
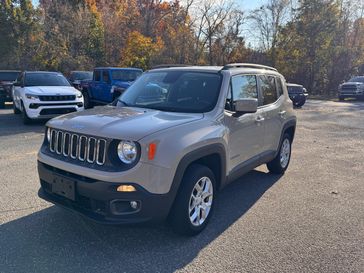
[276,77,284,97]
[94,70,101,82]
[231,75,258,100]
[259,75,278,105]
[226,75,258,111]
[103,71,110,83]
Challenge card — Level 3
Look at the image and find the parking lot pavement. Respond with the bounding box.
[0,100,363,273]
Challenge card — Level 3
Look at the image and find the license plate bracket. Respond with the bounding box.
[51,174,76,201]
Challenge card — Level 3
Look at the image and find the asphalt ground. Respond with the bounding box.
[0,100,363,273]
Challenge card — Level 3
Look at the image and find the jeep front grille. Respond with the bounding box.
[49,129,106,165]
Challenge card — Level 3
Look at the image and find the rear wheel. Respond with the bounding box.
[267,133,292,174]
[169,164,216,236]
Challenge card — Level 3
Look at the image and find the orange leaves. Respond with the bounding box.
[121,31,164,70]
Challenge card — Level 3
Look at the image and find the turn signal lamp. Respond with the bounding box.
[117,185,136,192]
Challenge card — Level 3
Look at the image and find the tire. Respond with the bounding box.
[82,90,93,109]
[0,100,5,109]
[169,164,216,236]
[267,133,292,174]
[13,101,20,114]
[21,102,32,125]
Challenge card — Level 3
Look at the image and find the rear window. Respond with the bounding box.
[24,73,71,87]
[111,70,142,81]
[0,72,20,81]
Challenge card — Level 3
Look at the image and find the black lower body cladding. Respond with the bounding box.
[37,161,173,224]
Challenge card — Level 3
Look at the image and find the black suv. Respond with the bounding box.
[0,70,21,108]
[287,83,308,107]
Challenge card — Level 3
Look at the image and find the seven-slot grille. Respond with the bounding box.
[49,129,107,165]
[39,95,76,101]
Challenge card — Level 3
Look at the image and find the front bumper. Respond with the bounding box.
[38,161,173,224]
[339,92,364,99]
[289,93,307,103]
[24,100,84,119]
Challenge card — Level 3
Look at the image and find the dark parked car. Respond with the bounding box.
[0,70,21,108]
[69,71,93,90]
[287,83,308,107]
[338,76,364,101]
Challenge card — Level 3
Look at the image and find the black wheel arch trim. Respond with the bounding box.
[274,118,296,157]
[166,143,227,214]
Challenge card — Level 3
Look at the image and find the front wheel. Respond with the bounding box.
[13,101,20,114]
[169,164,216,236]
[82,90,93,109]
[21,102,32,125]
[267,133,292,174]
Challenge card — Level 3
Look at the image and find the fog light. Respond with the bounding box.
[117,185,136,192]
[130,201,138,210]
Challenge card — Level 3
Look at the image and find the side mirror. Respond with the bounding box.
[235,98,258,113]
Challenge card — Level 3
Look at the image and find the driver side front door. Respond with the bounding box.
[224,74,266,175]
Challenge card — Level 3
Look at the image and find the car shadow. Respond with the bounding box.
[0,169,281,273]
[0,105,47,137]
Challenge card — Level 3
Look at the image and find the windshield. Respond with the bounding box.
[349,77,364,83]
[25,73,71,87]
[116,71,222,113]
[111,70,142,82]
[287,85,303,93]
[70,71,93,81]
[0,72,20,81]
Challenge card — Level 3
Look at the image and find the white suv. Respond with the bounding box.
[13,71,84,124]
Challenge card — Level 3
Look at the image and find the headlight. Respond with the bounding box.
[47,127,51,142]
[25,93,39,100]
[76,91,83,98]
[117,141,138,164]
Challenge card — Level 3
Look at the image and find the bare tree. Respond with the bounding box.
[249,0,291,66]
[191,0,234,64]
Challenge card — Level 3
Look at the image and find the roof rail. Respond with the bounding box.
[151,64,192,70]
[222,63,278,72]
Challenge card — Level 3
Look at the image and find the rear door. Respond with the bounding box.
[258,74,285,152]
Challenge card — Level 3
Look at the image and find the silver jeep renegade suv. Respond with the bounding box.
[38,63,296,235]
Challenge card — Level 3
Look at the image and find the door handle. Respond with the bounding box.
[279,110,286,118]
[255,116,265,125]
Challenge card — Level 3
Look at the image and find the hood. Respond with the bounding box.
[342,82,363,86]
[47,106,203,140]
[113,80,133,89]
[0,81,14,85]
[25,86,79,95]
